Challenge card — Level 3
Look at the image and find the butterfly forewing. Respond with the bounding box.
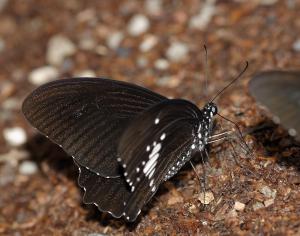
[22,78,166,177]
[118,99,201,221]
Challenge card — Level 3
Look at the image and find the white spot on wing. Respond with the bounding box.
[160,133,166,140]
[155,118,159,124]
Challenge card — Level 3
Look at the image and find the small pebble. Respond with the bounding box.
[252,201,264,211]
[167,195,183,205]
[139,35,158,52]
[259,185,276,199]
[3,127,27,146]
[259,0,278,5]
[0,149,30,166]
[46,35,76,66]
[74,70,96,77]
[0,0,8,12]
[95,45,108,55]
[79,37,96,50]
[136,56,148,68]
[0,81,15,99]
[166,42,189,62]
[198,191,214,204]
[227,209,238,218]
[28,66,59,85]
[145,0,162,15]
[154,58,170,70]
[264,198,274,207]
[292,39,300,51]
[19,160,38,175]
[0,37,5,52]
[189,0,216,30]
[234,201,245,211]
[127,14,150,36]
[106,31,124,50]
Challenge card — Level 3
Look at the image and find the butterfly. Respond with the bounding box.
[22,62,248,221]
[249,70,300,142]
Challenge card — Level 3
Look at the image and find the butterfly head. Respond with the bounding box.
[203,102,218,118]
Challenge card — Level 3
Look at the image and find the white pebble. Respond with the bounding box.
[106,31,124,50]
[74,70,96,77]
[28,66,59,85]
[0,37,5,52]
[166,42,189,62]
[0,0,8,12]
[46,35,76,66]
[19,160,38,175]
[292,39,300,51]
[198,191,214,204]
[189,0,216,30]
[127,14,150,36]
[3,127,27,146]
[139,35,158,52]
[234,201,245,211]
[145,0,162,15]
[154,58,169,70]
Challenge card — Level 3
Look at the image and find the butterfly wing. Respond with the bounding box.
[76,160,131,218]
[250,71,300,141]
[22,78,166,177]
[118,99,201,221]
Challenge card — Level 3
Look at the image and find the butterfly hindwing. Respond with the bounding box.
[22,78,166,177]
[118,99,201,221]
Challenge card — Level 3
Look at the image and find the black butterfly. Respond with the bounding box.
[22,70,245,221]
[249,70,300,141]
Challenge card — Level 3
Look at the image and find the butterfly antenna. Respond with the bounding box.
[210,61,249,103]
[204,45,209,95]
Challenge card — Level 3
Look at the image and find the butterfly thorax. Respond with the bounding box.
[164,102,218,181]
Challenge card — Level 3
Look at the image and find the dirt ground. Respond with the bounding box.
[0,0,299,235]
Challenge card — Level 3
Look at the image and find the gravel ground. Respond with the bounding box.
[0,0,299,235]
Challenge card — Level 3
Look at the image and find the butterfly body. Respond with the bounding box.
[22,77,217,221]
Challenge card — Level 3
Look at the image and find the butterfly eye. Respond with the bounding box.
[210,103,218,116]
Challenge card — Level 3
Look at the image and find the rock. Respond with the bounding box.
[0,0,8,12]
[106,31,124,50]
[78,37,96,50]
[264,198,274,207]
[127,14,150,36]
[166,42,189,62]
[139,35,158,52]
[252,201,264,211]
[198,191,214,204]
[3,127,27,146]
[0,81,15,100]
[0,37,5,52]
[74,70,96,77]
[167,195,184,205]
[145,0,162,15]
[28,66,59,85]
[136,56,148,68]
[0,149,30,166]
[189,0,216,30]
[234,201,245,211]
[2,98,20,111]
[46,35,76,66]
[259,0,278,5]
[259,185,277,199]
[19,160,38,175]
[292,39,300,51]
[0,163,16,186]
[154,58,169,70]
[95,45,108,56]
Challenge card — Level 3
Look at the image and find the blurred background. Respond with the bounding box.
[0,0,299,235]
